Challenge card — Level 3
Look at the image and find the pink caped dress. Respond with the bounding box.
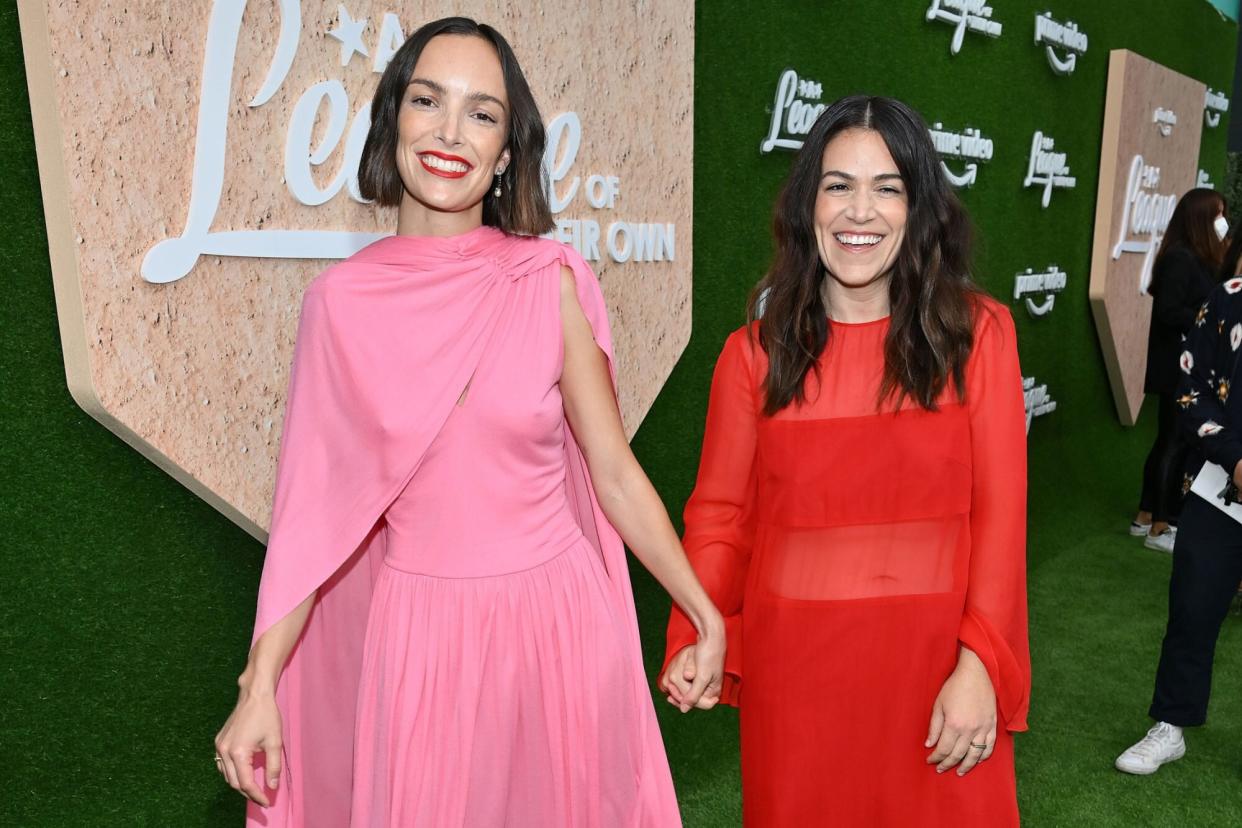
[245,228,679,827]
[352,241,654,825]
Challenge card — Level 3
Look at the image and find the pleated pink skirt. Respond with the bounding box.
[350,536,645,827]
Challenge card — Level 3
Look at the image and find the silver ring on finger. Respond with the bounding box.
[970,743,988,750]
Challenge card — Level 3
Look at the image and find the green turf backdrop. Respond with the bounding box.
[2,2,1240,825]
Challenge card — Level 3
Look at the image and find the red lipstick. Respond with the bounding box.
[418,150,473,179]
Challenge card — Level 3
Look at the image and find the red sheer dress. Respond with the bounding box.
[665,298,1029,826]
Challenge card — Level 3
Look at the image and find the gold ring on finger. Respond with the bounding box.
[970,743,988,750]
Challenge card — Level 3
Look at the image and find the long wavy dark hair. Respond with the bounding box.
[1152,188,1226,288]
[358,17,553,235]
[748,95,981,415]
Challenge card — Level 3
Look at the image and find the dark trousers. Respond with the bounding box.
[1149,493,1242,726]
[1139,393,1188,524]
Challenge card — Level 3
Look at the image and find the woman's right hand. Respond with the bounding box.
[214,686,284,807]
[660,636,724,713]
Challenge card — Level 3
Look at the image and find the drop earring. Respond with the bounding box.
[492,171,503,198]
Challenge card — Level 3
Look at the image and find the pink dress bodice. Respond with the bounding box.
[383,265,582,577]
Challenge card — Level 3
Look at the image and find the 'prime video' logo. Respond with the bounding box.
[1034,12,1087,75]
[926,0,1002,55]
[1014,266,1067,317]
[929,122,993,187]
[1205,88,1230,128]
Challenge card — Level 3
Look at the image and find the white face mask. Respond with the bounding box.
[1215,215,1229,240]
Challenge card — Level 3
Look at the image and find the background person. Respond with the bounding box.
[1132,189,1228,552]
[1116,275,1242,775]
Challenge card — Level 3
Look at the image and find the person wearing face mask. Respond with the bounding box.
[211,17,724,827]
[660,96,1029,825]
[1132,189,1230,552]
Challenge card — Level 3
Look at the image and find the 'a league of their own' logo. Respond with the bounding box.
[1013,266,1068,317]
[925,0,1002,55]
[1205,88,1230,128]
[140,0,385,284]
[142,1,676,284]
[1033,12,1087,75]
[928,122,993,187]
[1023,131,1077,208]
[1112,154,1178,294]
[760,68,825,154]
[1023,376,1057,434]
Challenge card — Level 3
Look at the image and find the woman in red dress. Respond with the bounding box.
[661,95,1030,825]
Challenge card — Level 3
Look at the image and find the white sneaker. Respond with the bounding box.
[1145,527,1177,553]
[1115,722,1186,774]
[1130,520,1152,537]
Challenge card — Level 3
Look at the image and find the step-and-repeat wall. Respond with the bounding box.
[683,0,1233,477]
[18,0,1238,535]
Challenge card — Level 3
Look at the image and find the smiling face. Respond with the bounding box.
[395,34,511,233]
[813,128,909,307]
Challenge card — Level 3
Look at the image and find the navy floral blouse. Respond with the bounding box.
[1177,276,1242,490]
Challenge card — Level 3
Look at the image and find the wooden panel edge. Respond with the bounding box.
[1089,49,1140,426]
[16,2,267,543]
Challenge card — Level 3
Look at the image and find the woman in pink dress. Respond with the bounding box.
[212,18,724,827]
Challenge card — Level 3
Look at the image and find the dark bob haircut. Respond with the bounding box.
[749,94,982,415]
[358,17,553,236]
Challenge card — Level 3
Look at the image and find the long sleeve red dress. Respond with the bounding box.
[665,297,1030,826]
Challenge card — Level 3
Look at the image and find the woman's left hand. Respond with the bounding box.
[925,647,997,776]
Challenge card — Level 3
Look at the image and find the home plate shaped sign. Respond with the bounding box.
[18,0,694,538]
[1089,50,1204,426]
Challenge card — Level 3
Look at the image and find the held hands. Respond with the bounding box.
[214,680,284,807]
[660,629,725,713]
[925,647,997,777]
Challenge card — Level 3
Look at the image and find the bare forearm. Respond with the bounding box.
[239,592,316,696]
[596,461,723,638]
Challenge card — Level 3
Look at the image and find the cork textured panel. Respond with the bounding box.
[18,0,694,538]
[1089,49,1204,426]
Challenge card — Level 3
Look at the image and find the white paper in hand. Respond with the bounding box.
[1189,461,1242,525]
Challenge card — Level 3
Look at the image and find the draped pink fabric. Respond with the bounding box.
[244,227,676,827]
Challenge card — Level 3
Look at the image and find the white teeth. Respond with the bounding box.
[420,154,470,173]
[836,233,882,245]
